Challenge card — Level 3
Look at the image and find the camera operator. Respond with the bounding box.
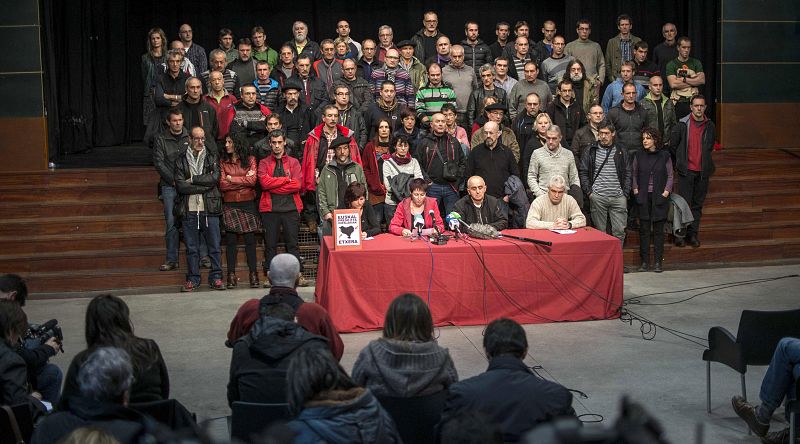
[0,274,63,404]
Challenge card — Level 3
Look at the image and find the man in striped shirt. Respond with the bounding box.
[578,121,631,242]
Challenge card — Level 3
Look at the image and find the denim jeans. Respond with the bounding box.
[36,362,63,404]
[427,183,459,216]
[589,193,628,243]
[161,185,179,264]
[759,337,800,420]
[182,211,222,285]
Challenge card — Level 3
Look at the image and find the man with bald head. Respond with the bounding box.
[178,77,218,153]
[416,112,465,215]
[370,48,415,107]
[466,121,519,205]
[427,35,452,67]
[167,40,196,76]
[452,175,508,231]
[442,44,478,128]
[200,49,241,99]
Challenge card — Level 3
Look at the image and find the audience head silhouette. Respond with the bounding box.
[287,347,356,416]
[383,293,434,342]
[78,347,133,404]
[484,317,528,359]
[268,254,302,288]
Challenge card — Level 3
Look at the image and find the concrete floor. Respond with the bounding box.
[25,263,800,443]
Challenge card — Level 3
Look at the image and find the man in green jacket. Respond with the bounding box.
[317,136,367,235]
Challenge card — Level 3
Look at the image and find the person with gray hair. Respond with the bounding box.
[466,63,508,129]
[31,347,157,444]
[199,48,241,99]
[526,174,586,229]
[226,254,343,360]
[527,124,581,206]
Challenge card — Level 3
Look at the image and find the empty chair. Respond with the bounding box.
[230,401,290,442]
[129,398,196,431]
[377,390,448,444]
[702,308,800,412]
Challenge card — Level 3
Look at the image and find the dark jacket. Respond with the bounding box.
[416,132,466,187]
[411,28,442,64]
[357,57,380,81]
[32,397,159,444]
[465,141,519,199]
[363,102,407,141]
[228,58,258,88]
[285,39,321,61]
[579,143,632,196]
[452,194,508,231]
[289,74,328,110]
[176,99,218,152]
[360,201,382,237]
[467,87,508,129]
[640,93,677,148]
[319,105,366,149]
[670,114,716,177]
[461,39,492,76]
[153,129,190,187]
[546,99,586,146]
[607,102,648,155]
[0,340,29,406]
[340,76,374,114]
[441,356,575,443]
[59,339,169,411]
[228,316,328,406]
[278,105,315,159]
[569,124,598,166]
[633,149,671,221]
[174,148,223,218]
[287,387,401,444]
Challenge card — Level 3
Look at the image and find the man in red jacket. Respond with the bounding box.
[258,130,305,285]
[300,105,362,231]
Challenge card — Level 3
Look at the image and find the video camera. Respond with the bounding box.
[23,319,64,353]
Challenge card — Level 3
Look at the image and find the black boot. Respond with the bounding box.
[652,261,663,273]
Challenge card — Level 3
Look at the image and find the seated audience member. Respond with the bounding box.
[345,182,381,239]
[453,176,509,232]
[441,318,575,442]
[32,348,160,444]
[352,293,458,397]
[633,128,673,273]
[226,254,344,361]
[228,302,328,406]
[59,295,169,408]
[1,274,63,404]
[388,178,445,237]
[362,118,392,225]
[732,337,800,444]
[526,175,586,229]
[437,410,503,444]
[0,300,37,406]
[58,427,122,444]
[287,348,401,443]
[219,134,262,289]
[382,134,424,223]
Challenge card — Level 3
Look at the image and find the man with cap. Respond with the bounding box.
[277,80,314,159]
[470,102,521,163]
[397,39,427,92]
[316,134,367,235]
[301,105,363,232]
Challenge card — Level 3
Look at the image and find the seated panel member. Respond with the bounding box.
[452,175,508,232]
[525,174,586,229]
[389,178,445,237]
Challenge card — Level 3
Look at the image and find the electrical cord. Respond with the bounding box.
[625,275,798,305]
[419,233,435,306]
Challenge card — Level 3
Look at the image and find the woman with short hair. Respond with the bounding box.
[344,181,381,239]
[388,178,445,237]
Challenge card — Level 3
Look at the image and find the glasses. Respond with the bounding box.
[192,136,205,141]
[335,92,350,96]
[385,55,399,59]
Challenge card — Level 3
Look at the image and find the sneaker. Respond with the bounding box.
[200,256,212,268]
[263,279,272,288]
[180,281,196,292]
[637,263,649,272]
[731,396,769,437]
[210,279,226,290]
[159,262,178,271]
[652,261,663,273]
[760,427,799,444]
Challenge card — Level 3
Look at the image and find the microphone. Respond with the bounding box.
[428,209,441,235]
[413,213,424,238]
[446,212,462,237]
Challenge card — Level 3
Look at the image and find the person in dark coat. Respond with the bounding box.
[0,300,34,406]
[344,182,382,238]
[633,128,673,273]
[59,295,169,410]
[441,318,575,442]
[228,302,328,405]
[32,347,162,444]
[286,347,401,444]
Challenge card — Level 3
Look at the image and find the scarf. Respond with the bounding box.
[378,97,397,112]
[186,147,207,226]
[392,153,412,165]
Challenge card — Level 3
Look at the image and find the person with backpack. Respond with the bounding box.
[381,134,424,222]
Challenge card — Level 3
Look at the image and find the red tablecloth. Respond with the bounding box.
[315,228,623,333]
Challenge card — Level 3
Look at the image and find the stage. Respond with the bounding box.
[315,228,624,333]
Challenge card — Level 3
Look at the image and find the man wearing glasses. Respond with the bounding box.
[370,48,415,108]
[564,19,605,88]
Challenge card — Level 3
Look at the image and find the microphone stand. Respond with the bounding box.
[499,233,552,246]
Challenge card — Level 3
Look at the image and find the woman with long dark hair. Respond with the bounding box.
[632,128,673,273]
[352,293,457,397]
[142,28,168,145]
[286,348,401,443]
[219,134,262,288]
[59,295,169,407]
[362,118,392,227]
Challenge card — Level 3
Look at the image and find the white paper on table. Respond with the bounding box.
[550,229,577,234]
[364,236,375,241]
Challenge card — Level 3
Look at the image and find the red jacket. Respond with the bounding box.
[219,102,272,142]
[362,141,389,199]
[205,93,238,140]
[226,296,344,361]
[219,156,258,202]
[301,124,363,193]
[389,196,445,235]
[258,154,303,213]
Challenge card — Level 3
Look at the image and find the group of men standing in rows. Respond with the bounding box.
[144,12,715,288]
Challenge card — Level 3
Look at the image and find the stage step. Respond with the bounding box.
[623,237,800,270]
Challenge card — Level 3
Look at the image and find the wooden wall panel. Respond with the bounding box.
[718,103,800,149]
[0,117,48,171]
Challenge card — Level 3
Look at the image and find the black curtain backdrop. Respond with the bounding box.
[41,0,717,154]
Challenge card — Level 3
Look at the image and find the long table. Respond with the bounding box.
[315,228,623,333]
